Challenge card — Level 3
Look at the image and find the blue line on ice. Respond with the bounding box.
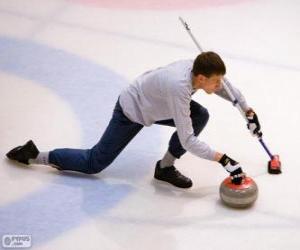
[0,36,139,245]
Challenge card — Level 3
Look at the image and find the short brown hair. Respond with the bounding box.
[192,51,226,77]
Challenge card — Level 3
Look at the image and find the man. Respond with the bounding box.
[6,52,261,188]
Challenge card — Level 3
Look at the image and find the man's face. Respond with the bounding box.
[201,74,223,94]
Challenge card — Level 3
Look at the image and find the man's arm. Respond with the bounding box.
[167,84,217,161]
[214,80,250,112]
[215,81,262,137]
[167,83,246,184]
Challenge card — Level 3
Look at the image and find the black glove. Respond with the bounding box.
[219,154,246,185]
[246,109,262,137]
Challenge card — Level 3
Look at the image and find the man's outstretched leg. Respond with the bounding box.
[6,100,143,174]
[154,100,209,188]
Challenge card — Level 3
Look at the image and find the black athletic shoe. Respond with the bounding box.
[154,160,193,188]
[6,140,39,165]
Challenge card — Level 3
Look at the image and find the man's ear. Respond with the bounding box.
[196,74,206,82]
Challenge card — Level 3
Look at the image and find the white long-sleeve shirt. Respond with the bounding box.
[119,60,249,161]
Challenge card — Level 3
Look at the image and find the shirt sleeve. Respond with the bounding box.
[215,80,250,112]
[167,84,216,161]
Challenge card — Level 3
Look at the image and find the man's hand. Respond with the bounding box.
[246,109,262,137]
[219,154,246,185]
[230,167,246,185]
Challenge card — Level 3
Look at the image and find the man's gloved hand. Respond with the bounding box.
[246,108,262,138]
[219,154,246,185]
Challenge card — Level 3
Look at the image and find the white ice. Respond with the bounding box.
[0,0,300,249]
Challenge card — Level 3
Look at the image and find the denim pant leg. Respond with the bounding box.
[155,100,209,159]
[49,101,143,174]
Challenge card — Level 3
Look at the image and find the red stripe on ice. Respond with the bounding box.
[71,0,252,10]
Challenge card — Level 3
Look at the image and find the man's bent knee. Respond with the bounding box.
[201,107,209,124]
[193,107,209,136]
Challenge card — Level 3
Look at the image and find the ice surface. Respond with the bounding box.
[0,0,300,249]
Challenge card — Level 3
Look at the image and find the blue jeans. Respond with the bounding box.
[49,99,209,174]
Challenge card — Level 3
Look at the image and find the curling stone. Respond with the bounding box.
[219,176,258,208]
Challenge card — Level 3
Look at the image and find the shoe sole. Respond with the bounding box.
[153,177,193,189]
